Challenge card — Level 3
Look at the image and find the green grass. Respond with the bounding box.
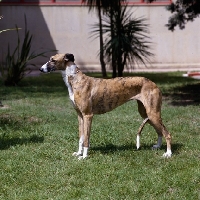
[0,71,200,200]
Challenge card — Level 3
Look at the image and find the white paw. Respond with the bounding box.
[73,147,88,160]
[162,150,172,158]
[78,155,87,160]
[72,152,82,157]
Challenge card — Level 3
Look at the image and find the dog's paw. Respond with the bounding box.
[72,152,88,160]
[162,150,172,158]
[152,144,161,150]
[72,152,82,157]
[78,155,87,160]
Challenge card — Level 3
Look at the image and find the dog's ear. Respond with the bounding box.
[64,53,75,62]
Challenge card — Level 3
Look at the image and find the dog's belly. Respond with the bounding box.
[91,95,130,114]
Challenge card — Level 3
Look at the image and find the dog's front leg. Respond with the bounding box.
[73,115,84,157]
[78,114,93,160]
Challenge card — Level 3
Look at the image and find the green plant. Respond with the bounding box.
[83,0,126,77]
[91,3,153,77]
[106,4,153,77]
[83,0,108,77]
[0,16,53,86]
[0,15,21,106]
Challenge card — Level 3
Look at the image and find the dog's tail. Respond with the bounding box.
[136,117,149,149]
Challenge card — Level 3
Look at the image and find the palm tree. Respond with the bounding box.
[82,0,108,77]
[83,0,127,77]
[86,0,126,77]
[102,4,153,77]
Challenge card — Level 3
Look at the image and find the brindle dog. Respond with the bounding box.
[40,53,172,159]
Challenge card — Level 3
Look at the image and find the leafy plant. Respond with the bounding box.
[82,0,108,77]
[0,16,53,86]
[0,15,21,106]
[166,0,200,31]
[83,0,126,77]
[91,3,153,77]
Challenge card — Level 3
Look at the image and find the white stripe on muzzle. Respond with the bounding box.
[40,62,49,73]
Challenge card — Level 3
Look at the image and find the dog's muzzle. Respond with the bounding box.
[40,62,55,73]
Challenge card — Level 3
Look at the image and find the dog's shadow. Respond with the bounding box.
[91,142,183,155]
[0,135,44,150]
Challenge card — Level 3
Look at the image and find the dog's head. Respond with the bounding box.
[40,53,75,73]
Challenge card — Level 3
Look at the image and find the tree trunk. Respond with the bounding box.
[117,54,123,77]
[110,7,117,78]
[112,58,117,78]
[97,5,107,77]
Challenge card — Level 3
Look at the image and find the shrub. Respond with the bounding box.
[0,16,54,86]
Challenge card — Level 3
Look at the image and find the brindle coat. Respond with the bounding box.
[40,53,172,159]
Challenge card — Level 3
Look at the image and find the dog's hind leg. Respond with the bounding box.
[139,85,172,157]
[152,135,162,149]
[147,113,172,158]
[136,117,149,149]
[136,100,149,149]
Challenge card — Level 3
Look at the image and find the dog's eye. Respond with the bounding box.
[50,58,56,63]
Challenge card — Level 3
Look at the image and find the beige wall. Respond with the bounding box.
[0,5,200,71]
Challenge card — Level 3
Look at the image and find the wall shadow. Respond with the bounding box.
[0,3,56,65]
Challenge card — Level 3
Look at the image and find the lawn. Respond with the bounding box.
[0,71,200,200]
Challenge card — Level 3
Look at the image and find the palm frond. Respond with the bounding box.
[101,5,153,73]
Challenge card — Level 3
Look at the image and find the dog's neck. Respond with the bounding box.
[61,64,79,106]
[63,63,79,77]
